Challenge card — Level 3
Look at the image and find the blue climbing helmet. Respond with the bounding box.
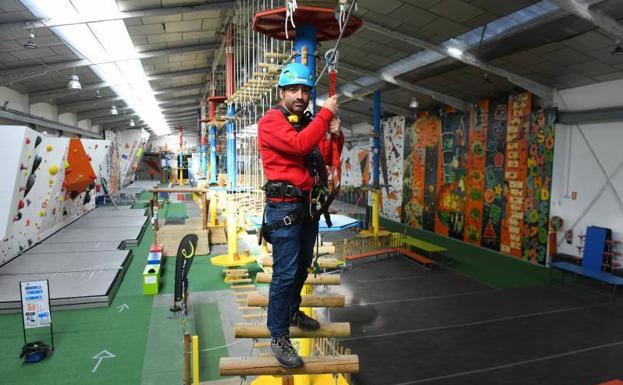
[278,62,314,88]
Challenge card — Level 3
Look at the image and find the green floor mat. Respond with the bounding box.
[380,217,550,289]
[159,253,261,294]
[163,203,187,220]
[140,301,228,385]
[0,223,155,385]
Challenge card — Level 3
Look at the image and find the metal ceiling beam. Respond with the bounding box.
[363,21,555,101]
[1,44,217,85]
[154,84,205,95]
[157,89,202,100]
[164,112,198,119]
[104,123,148,131]
[29,68,209,103]
[91,114,140,125]
[557,106,623,124]
[339,62,470,111]
[161,106,200,113]
[159,97,200,106]
[0,106,100,138]
[551,0,623,40]
[58,96,125,113]
[0,1,234,32]
[77,106,132,121]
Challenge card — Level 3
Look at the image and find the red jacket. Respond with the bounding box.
[258,106,344,192]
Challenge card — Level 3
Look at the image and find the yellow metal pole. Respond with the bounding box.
[192,335,199,385]
[209,191,218,226]
[292,284,313,385]
[227,200,239,260]
[372,190,379,236]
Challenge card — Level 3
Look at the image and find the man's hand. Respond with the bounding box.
[322,95,339,114]
[329,118,341,136]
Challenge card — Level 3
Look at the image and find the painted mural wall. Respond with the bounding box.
[402,93,556,264]
[379,116,405,222]
[0,126,122,265]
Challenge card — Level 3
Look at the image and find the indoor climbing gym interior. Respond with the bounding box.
[2,0,623,384]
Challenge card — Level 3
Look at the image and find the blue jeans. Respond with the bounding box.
[264,200,318,338]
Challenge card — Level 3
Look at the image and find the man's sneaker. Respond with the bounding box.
[271,335,303,368]
[290,310,320,331]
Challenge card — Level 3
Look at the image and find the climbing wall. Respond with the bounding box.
[379,116,405,222]
[0,126,27,243]
[0,126,113,265]
[401,93,556,265]
[341,143,370,188]
[117,129,147,188]
[105,130,120,194]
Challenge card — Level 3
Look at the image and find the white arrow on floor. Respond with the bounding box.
[117,304,129,312]
[91,350,115,373]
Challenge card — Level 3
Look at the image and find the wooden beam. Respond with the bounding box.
[255,272,341,285]
[219,355,359,376]
[234,323,350,338]
[262,257,342,269]
[247,294,345,308]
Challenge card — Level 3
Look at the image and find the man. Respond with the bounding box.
[258,62,342,368]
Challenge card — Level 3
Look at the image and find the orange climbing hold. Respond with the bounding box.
[63,138,96,195]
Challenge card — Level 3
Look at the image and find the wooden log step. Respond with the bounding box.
[235,323,350,338]
[219,355,359,376]
[247,294,345,308]
[225,268,248,276]
[262,257,342,269]
[227,278,253,284]
[254,341,271,348]
[264,52,291,59]
[235,298,247,304]
[234,291,257,298]
[241,313,265,319]
[231,285,256,290]
[255,272,340,285]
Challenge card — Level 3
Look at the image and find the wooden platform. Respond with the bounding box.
[247,294,345,308]
[158,217,210,256]
[234,323,350,338]
[255,272,341,285]
[219,355,359,376]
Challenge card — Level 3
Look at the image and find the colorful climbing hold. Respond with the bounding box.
[25,138,31,144]
[46,144,53,152]
[34,136,42,148]
[18,200,24,209]
[49,165,59,175]
[39,210,45,217]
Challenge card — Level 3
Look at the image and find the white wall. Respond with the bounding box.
[29,102,58,121]
[0,86,28,112]
[550,79,623,265]
[58,112,77,126]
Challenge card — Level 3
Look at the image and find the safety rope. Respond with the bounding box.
[285,0,298,39]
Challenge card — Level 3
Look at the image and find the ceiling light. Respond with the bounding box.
[21,0,170,136]
[67,74,82,90]
[447,47,463,58]
[409,97,419,109]
[24,31,37,49]
[110,105,118,115]
[612,41,623,56]
[130,119,135,127]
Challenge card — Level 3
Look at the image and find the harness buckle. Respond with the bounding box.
[282,215,293,226]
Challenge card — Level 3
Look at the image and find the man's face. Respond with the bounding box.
[279,84,311,115]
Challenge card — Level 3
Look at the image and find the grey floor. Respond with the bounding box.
[323,257,623,385]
